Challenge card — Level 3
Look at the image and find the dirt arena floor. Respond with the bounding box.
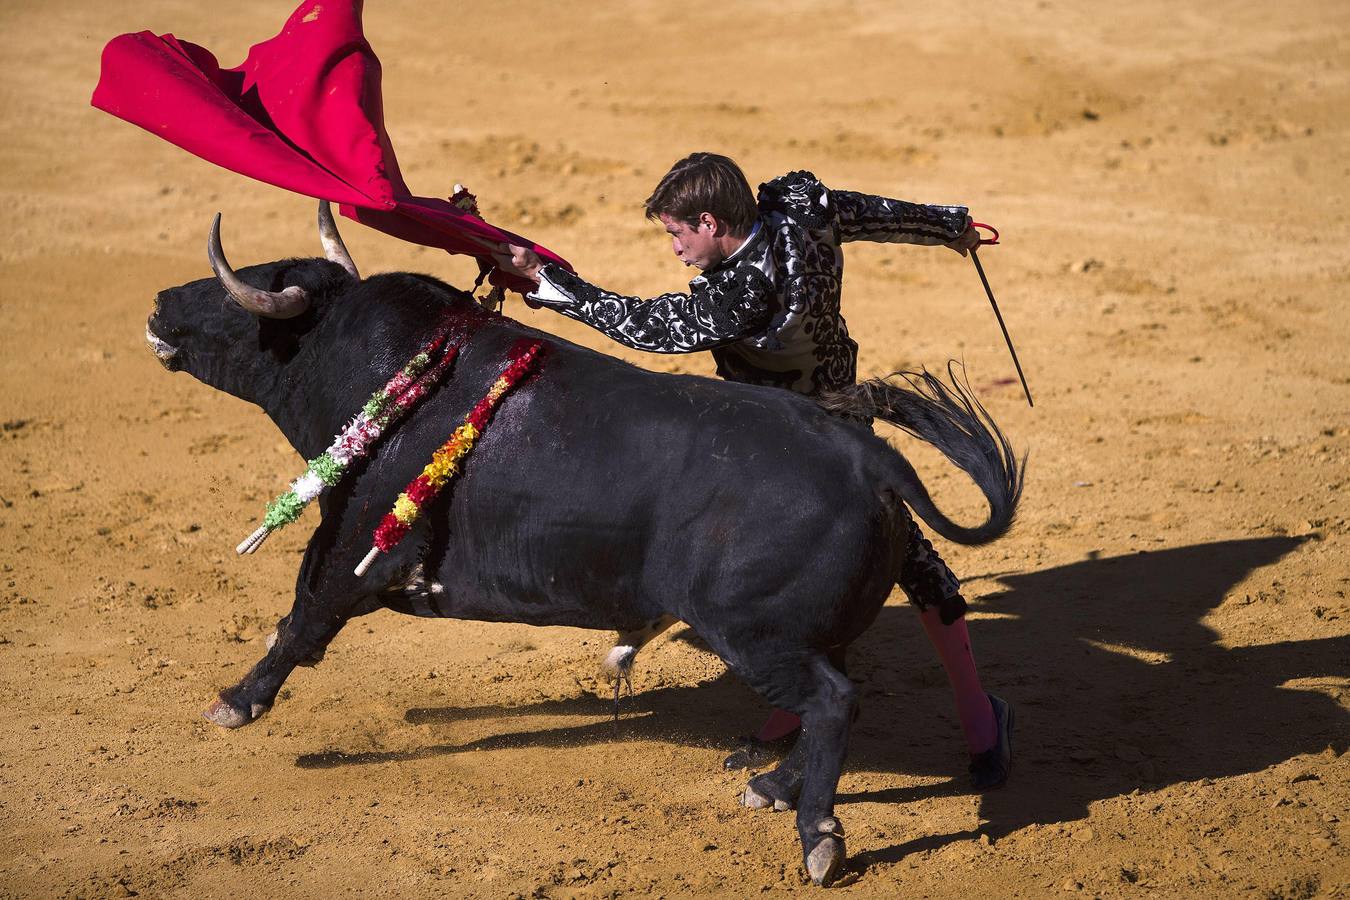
[2,0,1348,896]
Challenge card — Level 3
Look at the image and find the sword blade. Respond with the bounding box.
[971,248,1034,408]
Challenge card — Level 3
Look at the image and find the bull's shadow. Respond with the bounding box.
[297,536,1347,844]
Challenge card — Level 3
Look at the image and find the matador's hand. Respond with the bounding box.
[945,218,981,257]
[491,244,544,283]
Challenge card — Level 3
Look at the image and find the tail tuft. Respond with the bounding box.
[818,363,1025,544]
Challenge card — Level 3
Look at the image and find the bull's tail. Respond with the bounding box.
[817,363,1025,545]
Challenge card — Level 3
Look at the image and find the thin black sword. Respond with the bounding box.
[970,245,1033,408]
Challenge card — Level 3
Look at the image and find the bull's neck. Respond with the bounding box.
[258,299,491,462]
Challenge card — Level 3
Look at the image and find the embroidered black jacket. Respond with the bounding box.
[529,171,967,396]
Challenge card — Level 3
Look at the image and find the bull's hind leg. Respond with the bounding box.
[742,736,808,811]
[729,650,857,886]
[791,655,856,885]
[742,648,848,812]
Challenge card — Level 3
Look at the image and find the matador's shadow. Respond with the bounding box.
[297,536,1347,851]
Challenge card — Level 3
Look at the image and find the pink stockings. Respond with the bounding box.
[755,708,805,743]
[919,606,996,755]
[754,608,996,755]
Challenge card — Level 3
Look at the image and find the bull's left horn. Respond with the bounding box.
[317,200,360,280]
[207,213,311,319]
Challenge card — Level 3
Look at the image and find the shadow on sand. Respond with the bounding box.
[297,537,1347,856]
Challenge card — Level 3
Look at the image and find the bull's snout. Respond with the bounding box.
[145,314,178,369]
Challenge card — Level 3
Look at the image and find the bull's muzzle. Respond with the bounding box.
[145,318,178,369]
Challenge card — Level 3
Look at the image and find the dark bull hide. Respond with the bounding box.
[145,204,1022,886]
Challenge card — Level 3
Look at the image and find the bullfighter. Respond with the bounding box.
[494,152,1013,789]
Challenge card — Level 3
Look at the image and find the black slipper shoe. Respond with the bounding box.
[969,693,1014,790]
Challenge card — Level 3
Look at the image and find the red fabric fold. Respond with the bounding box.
[91,0,569,290]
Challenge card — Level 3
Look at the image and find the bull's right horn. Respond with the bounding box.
[207,213,311,319]
[317,200,360,280]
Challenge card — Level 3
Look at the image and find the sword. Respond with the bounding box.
[969,223,1033,408]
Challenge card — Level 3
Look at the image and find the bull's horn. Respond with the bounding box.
[317,200,360,280]
[207,213,311,319]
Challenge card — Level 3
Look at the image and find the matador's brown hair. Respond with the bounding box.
[644,152,758,234]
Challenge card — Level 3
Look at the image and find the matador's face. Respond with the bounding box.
[658,212,723,271]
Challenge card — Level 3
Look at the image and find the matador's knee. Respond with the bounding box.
[895,506,967,624]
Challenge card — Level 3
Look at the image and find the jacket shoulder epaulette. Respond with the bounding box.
[757,170,833,230]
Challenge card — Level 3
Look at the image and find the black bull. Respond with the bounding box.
[145,224,1021,886]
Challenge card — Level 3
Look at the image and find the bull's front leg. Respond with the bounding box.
[204,527,369,729]
[263,627,325,666]
[203,601,355,728]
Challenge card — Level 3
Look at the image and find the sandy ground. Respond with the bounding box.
[2,0,1348,896]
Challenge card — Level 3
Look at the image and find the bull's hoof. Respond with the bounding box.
[741,784,773,809]
[805,836,845,886]
[744,770,799,811]
[804,818,847,887]
[202,698,270,729]
[203,698,251,728]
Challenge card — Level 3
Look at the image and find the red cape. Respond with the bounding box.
[91,0,569,292]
